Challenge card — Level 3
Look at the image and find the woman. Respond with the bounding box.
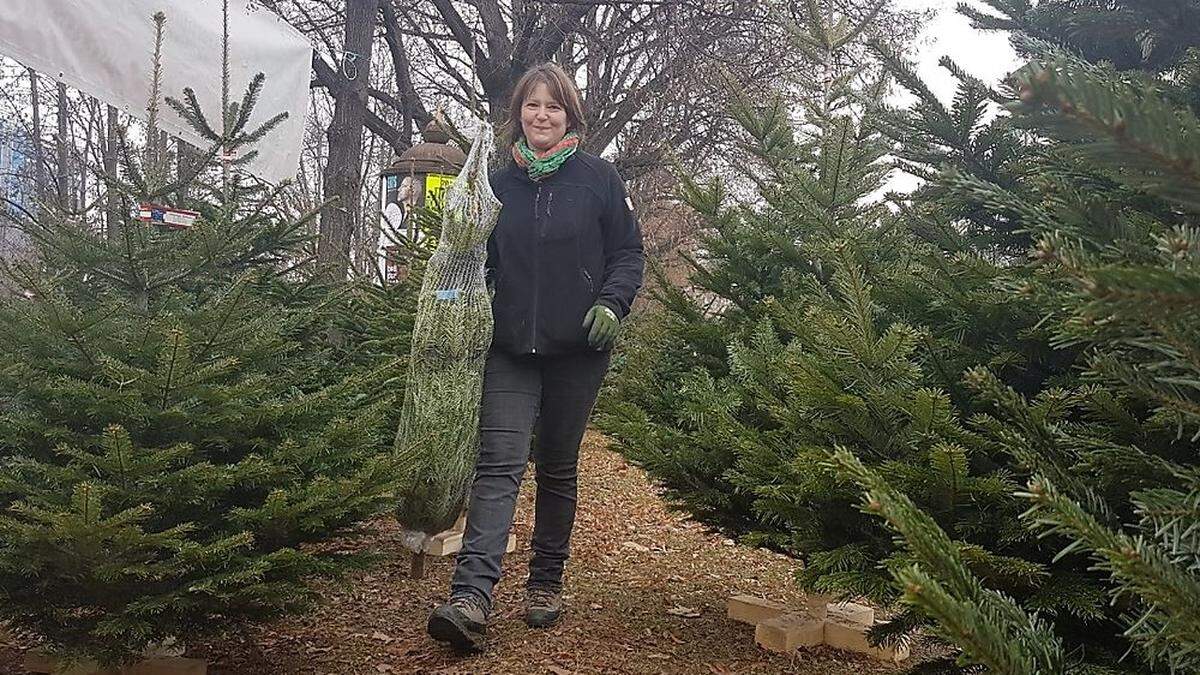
[426,63,644,653]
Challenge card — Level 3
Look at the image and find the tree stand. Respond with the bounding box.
[401,512,516,579]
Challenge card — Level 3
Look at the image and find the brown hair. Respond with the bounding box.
[505,63,587,146]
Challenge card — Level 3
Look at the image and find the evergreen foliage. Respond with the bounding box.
[599,2,1064,645]
[832,2,1200,672]
[0,12,398,666]
[603,0,1200,670]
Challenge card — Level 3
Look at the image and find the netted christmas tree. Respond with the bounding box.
[0,11,397,667]
[392,122,500,535]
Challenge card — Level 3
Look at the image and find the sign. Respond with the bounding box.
[138,202,199,230]
[424,173,454,208]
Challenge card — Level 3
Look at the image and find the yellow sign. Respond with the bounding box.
[424,173,454,208]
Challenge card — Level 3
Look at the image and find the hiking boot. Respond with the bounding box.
[427,593,488,652]
[525,585,564,628]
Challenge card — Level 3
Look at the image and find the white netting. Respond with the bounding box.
[393,122,501,534]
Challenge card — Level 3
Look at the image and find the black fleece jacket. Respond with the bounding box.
[486,151,644,356]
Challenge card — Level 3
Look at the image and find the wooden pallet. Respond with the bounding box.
[23,653,205,675]
[403,513,517,579]
[727,594,910,663]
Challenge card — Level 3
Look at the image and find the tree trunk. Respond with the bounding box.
[317,0,378,279]
[355,134,384,279]
[175,137,203,202]
[56,81,69,209]
[104,105,121,239]
[28,69,46,204]
[78,101,95,212]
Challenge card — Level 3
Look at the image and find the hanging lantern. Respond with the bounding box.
[379,119,466,284]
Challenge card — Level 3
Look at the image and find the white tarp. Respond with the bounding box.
[0,0,312,184]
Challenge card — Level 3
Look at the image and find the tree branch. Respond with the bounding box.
[311,53,408,155]
[380,0,433,138]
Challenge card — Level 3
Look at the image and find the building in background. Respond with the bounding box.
[0,120,34,263]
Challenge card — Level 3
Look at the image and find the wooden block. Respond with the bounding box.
[824,620,909,663]
[754,613,824,653]
[424,532,463,556]
[24,653,206,674]
[453,513,467,532]
[420,531,514,557]
[827,601,874,628]
[727,594,786,625]
[805,594,831,622]
[22,652,63,674]
[124,658,206,675]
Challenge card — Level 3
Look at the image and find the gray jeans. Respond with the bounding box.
[449,347,611,612]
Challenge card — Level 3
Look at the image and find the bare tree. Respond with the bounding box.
[255,0,925,279]
[387,1,920,173]
[28,69,45,203]
[103,105,120,238]
[55,81,69,208]
[317,0,380,274]
[278,1,798,168]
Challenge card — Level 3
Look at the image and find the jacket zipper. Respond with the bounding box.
[531,184,542,354]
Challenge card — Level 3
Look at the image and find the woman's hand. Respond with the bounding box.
[582,304,620,350]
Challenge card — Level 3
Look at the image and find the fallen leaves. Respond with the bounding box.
[64,431,929,675]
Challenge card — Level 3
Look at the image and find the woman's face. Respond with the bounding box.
[520,82,569,153]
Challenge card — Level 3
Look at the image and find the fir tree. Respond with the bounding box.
[833,2,1200,672]
[600,1,1200,666]
[599,3,1066,649]
[0,11,398,666]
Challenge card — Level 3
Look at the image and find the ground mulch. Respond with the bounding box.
[1,431,941,674]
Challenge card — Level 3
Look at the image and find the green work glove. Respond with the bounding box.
[582,304,620,350]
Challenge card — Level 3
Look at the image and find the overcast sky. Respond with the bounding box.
[880,0,1021,193]
[892,0,1021,103]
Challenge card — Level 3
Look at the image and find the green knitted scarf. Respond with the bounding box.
[512,131,581,181]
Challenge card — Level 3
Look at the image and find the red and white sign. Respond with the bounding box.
[138,203,200,230]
